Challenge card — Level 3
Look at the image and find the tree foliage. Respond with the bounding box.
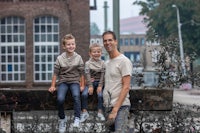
[134,0,200,57]
[90,22,101,35]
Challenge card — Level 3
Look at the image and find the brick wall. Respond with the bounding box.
[0,0,90,88]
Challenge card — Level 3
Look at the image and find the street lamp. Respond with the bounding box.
[172,4,186,76]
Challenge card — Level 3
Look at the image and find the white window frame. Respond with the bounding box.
[33,16,59,82]
[0,16,26,83]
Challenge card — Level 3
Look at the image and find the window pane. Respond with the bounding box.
[13,26,18,33]
[41,25,45,32]
[14,74,18,80]
[41,55,46,62]
[35,55,40,62]
[1,65,6,71]
[35,18,39,24]
[20,35,24,42]
[13,17,18,24]
[14,65,18,71]
[14,56,18,62]
[47,16,52,23]
[41,46,46,52]
[7,17,12,24]
[8,35,12,42]
[48,55,52,62]
[8,64,12,71]
[19,26,24,33]
[1,35,6,42]
[47,46,52,53]
[47,25,52,32]
[35,34,39,42]
[41,17,45,23]
[35,25,39,33]
[1,56,6,62]
[1,74,6,81]
[42,73,46,80]
[1,47,6,53]
[35,73,40,80]
[47,34,52,42]
[21,73,25,80]
[48,73,52,80]
[1,19,5,24]
[54,46,58,52]
[20,64,25,71]
[48,64,52,71]
[54,34,58,42]
[7,26,12,33]
[20,46,24,53]
[41,34,46,42]
[35,64,40,71]
[20,55,25,62]
[14,35,18,42]
[1,26,5,33]
[53,25,58,32]
[8,74,12,80]
[35,46,40,53]
[42,64,46,71]
[8,46,12,53]
[14,46,18,53]
[8,56,12,62]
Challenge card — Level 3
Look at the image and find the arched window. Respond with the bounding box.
[0,16,26,82]
[34,16,59,82]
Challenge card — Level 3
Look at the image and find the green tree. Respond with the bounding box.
[134,0,200,57]
[90,22,101,35]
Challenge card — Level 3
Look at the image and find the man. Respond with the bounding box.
[102,31,133,132]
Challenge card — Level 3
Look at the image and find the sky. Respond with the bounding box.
[90,0,142,33]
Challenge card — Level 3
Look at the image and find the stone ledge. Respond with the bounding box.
[0,88,173,111]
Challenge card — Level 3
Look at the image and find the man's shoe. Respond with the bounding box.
[80,112,89,122]
[58,117,67,133]
[97,112,105,121]
[73,117,80,128]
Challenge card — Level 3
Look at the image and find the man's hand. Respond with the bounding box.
[48,86,56,93]
[80,86,85,92]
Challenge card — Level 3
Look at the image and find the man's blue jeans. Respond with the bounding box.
[81,81,104,111]
[106,106,130,132]
[57,83,81,119]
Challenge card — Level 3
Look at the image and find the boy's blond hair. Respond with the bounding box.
[62,34,75,46]
[89,43,102,52]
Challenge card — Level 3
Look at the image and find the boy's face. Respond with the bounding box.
[89,46,102,60]
[63,39,76,53]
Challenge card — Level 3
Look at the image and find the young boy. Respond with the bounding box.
[48,34,84,133]
[80,43,105,122]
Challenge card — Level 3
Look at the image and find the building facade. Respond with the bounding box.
[91,34,160,70]
[0,0,90,88]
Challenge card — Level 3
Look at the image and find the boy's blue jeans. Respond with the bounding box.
[57,83,81,119]
[81,81,104,111]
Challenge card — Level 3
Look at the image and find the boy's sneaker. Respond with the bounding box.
[73,117,80,128]
[80,112,89,122]
[58,117,67,133]
[97,112,105,121]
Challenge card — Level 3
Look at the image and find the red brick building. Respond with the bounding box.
[0,0,90,88]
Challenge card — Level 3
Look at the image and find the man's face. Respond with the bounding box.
[103,34,117,52]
